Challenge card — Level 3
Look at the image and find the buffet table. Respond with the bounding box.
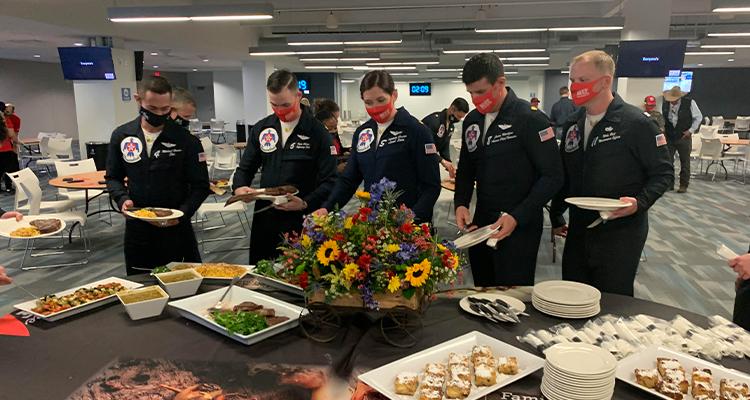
[2,275,748,399]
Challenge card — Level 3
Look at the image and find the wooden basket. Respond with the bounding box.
[309,288,423,311]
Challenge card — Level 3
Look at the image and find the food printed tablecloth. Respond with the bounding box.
[1,275,749,399]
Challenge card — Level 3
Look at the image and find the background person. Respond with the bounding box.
[550,86,577,139]
[0,109,18,194]
[662,85,702,193]
[644,95,665,135]
[421,97,469,179]
[169,87,197,129]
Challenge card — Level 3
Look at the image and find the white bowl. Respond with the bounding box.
[154,268,203,298]
[117,286,169,320]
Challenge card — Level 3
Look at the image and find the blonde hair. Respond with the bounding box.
[572,50,615,77]
[171,87,196,108]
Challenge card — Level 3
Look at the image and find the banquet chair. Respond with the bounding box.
[712,116,724,129]
[54,159,110,223]
[704,116,711,125]
[734,116,750,139]
[37,137,75,175]
[699,125,719,139]
[209,119,226,144]
[7,168,77,214]
[8,177,89,270]
[690,133,703,173]
[194,201,250,254]
[210,144,237,179]
[699,138,732,181]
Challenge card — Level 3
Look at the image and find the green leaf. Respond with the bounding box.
[294,262,307,275]
[402,287,416,299]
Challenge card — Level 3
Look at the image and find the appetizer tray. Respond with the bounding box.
[13,277,143,321]
[0,216,66,239]
[616,345,750,400]
[166,262,252,282]
[169,286,307,346]
[247,264,304,296]
[358,331,545,400]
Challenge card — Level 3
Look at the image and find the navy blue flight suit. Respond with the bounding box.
[454,88,563,287]
[106,117,210,275]
[323,107,441,223]
[233,106,337,264]
[422,109,455,163]
[550,94,673,296]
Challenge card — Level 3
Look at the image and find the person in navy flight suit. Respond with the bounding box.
[454,53,564,288]
[550,50,673,296]
[232,70,337,264]
[316,70,441,223]
[106,76,210,275]
[421,97,470,178]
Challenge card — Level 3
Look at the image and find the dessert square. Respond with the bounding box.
[721,379,750,397]
[663,368,689,394]
[635,368,660,389]
[497,356,519,375]
[657,357,685,377]
[692,380,717,398]
[471,345,493,363]
[394,372,418,395]
[657,381,685,400]
[445,377,472,399]
[474,363,497,386]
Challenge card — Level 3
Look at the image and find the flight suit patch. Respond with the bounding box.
[538,127,555,142]
[259,128,279,153]
[564,125,581,153]
[425,143,437,154]
[121,137,143,163]
[656,133,667,147]
[437,125,446,138]
[357,128,375,152]
[465,124,480,153]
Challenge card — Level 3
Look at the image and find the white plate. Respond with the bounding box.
[616,345,750,400]
[532,295,599,309]
[169,286,307,346]
[13,277,143,321]
[0,216,66,239]
[545,343,617,376]
[247,271,304,296]
[358,331,545,400]
[459,293,526,318]
[533,280,601,306]
[167,262,252,282]
[124,207,184,221]
[565,197,631,211]
[453,225,500,249]
[532,303,601,319]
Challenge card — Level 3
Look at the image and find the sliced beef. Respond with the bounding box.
[30,219,62,234]
[233,301,263,312]
[266,316,289,326]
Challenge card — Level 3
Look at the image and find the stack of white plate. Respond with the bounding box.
[532,280,601,319]
[541,343,617,400]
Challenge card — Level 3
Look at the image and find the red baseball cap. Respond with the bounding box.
[644,95,657,105]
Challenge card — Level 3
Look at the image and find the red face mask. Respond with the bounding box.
[272,96,300,122]
[570,77,605,107]
[366,98,396,124]
[472,82,502,115]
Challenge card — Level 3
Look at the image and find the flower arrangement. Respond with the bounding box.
[256,178,461,310]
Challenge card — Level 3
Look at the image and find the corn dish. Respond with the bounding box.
[10,227,41,238]
[173,263,247,278]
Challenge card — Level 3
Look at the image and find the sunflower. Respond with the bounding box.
[355,190,371,201]
[316,240,340,266]
[405,259,431,287]
[300,234,312,248]
[385,244,400,253]
[388,276,401,293]
[342,263,359,282]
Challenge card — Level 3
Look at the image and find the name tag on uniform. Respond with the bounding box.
[379,133,407,148]
[590,129,621,148]
[290,142,311,150]
[486,131,517,146]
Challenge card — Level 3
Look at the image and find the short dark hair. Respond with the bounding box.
[313,98,340,114]
[360,70,395,98]
[450,98,470,113]
[139,76,172,95]
[267,69,298,94]
[559,86,569,95]
[462,53,505,85]
[172,87,196,107]
[315,110,335,123]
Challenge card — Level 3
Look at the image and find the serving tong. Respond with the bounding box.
[467,296,527,324]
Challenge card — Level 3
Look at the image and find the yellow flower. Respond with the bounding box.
[451,255,460,269]
[388,276,401,293]
[385,244,400,253]
[300,234,312,248]
[344,217,353,230]
[437,244,447,252]
[316,240,340,266]
[405,259,431,287]
[355,190,371,201]
[342,263,359,282]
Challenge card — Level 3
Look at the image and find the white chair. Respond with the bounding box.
[699,125,719,139]
[210,144,237,178]
[53,160,107,220]
[704,116,711,125]
[690,133,702,159]
[734,116,750,138]
[713,116,725,131]
[37,137,75,174]
[699,138,733,181]
[733,144,750,184]
[209,119,226,144]
[7,168,77,214]
[194,201,251,254]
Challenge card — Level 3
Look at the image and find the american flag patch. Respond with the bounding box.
[655,133,667,147]
[330,145,338,155]
[198,152,207,162]
[424,143,437,154]
[538,127,555,142]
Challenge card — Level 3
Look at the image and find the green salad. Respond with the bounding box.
[254,260,278,278]
[211,310,268,335]
[151,266,171,275]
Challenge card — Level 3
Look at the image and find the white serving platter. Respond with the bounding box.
[0,216,66,239]
[616,345,750,400]
[166,262,252,283]
[247,264,304,296]
[13,277,143,321]
[358,331,545,400]
[169,286,307,346]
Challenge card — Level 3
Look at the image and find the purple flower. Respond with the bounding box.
[442,239,458,252]
[397,243,417,261]
[310,230,326,243]
[359,283,379,310]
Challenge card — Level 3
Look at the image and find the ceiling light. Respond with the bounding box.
[390,73,419,76]
[708,32,750,37]
[475,28,547,33]
[289,41,344,46]
[505,63,549,67]
[444,48,546,54]
[74,42,84,46]
[110,17,190,22]
[191,15,272,21]
[500,56,550,61]
[505,71,519,75]
[107,4,274,22]
[701,44,750,48]
[251,50,343,56]
[202,59,209,62]
[367,61,439,66]
[561,70,570,74]
[729,58,735,61]
[713,7,750,13]
[326,11,339,29]
[353,66,416,70]
[305,65,357,69]
[426,68,463,72]
[341,79,355,83]
[300,57,379,62]
[33,54,41,58]
[685,51,735,55]
[549,26,623,32]
[192,68,198,71]
[344,40,402,45]
[451,80,463,83]
[296,50,344,55]
[697,63,704,66]
[150,52,159,56]
[153,65,159,68]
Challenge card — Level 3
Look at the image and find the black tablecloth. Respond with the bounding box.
[1,276,748,399]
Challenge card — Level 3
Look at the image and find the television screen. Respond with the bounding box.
[409,82,431,96]
[663,70,693,93]
[58,47,116,81]
[298,78,310,95]
[615,40,686,78]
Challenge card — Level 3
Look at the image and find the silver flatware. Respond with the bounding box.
[209,277,240,312]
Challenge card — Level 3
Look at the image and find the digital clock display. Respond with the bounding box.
[409,82,431,96]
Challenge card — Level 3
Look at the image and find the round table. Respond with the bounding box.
[2,276,747,399]
[48,171,114,215]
